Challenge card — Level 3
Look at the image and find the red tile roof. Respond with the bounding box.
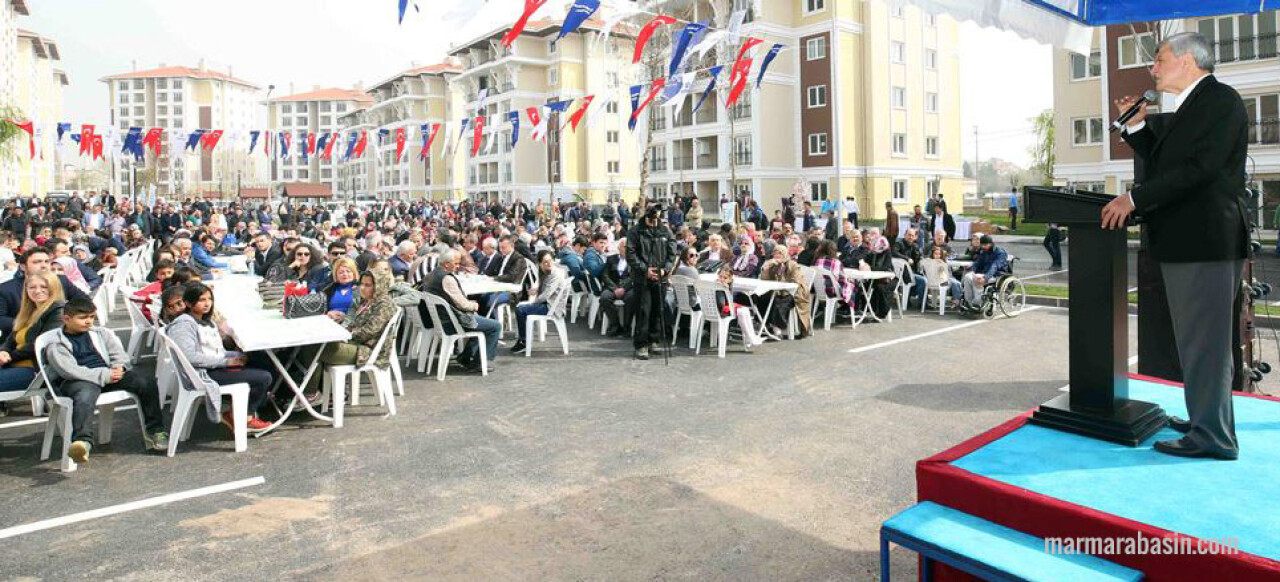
[101,66,260,90]
[238,188,270,199]
[271,87,373,105]
[282,183,333,198]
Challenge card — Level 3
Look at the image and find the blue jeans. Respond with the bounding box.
[483,292,514,317]
[462,316,502,366]
[909,274,927,306]
[516,302,550,341]
[0,366,36,393]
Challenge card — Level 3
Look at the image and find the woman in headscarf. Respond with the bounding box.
[865,231,897,320]
[305,268,398,395]
[759,244,812,338]
[0,272,65,394]
[730,238,759,278]
[53,256,92,296]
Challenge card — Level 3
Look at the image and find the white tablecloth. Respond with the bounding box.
[843,270,896,282]
[224,311,351,352]
[217,254,250,274]
[208,274,264,314]
[697,274,798,296]
[457,274,522,296]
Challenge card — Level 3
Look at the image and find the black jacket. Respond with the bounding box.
[252,244,284,277]
[600,254,632,291]
[1,302,64,363]
[486,252,527,285]
[0,273,89,336]
[1121,75,1249,263]
[626,222,677,282]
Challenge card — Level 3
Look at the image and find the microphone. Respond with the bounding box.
[1111,90,1159,133]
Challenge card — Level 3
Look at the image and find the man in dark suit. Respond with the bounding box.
[480,236,526,315]
[247,232,283,277]
[1103,32,1249,461]
[598,238,634,336]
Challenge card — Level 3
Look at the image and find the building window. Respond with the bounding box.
[548,68,558,86]
[606,100,618,114]
[806,37,828,61]
[893,179,908,201]
[925,13,937,27]
[890,41,906,63]
[1199,12,1279,63]
[892,133,907,155]
[337,103,347,113]
[892,86,906,109]
[649,146,667,171]
[734,136,752,165]
[282,104,292,114]
[807,85,828,108]
[926,92,939,113]
[133,80,144,89]
[805,0,825,14]
[283,170,293,180]
[927,180,940,200]
[607,130,619,143]
[891,6,905,19]
[1072,116,1105,145]
[297,103,308,113]
[925,48,938,70]
[926,136,939,157]
[119,93,129,104]
[133,106,144,116]
[606,71,619,88]
[1118,32,1157,68]
[807,133,828,156]
[1070,50,1103,81]
[548,40,557,54]
[173,80,182,90]
[1242,93,1280,144]
[810,181,829,202]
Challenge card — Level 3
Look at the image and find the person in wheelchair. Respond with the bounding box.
[959,235,1009,312]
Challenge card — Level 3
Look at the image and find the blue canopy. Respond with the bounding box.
[1034,0,1270,26]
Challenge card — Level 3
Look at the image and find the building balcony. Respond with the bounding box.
[1250,118,1279,145]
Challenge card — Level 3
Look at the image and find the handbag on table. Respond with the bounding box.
[282,281,327,319]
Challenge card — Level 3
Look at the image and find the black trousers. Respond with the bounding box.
[632,280,665,349]
[59,368,165,445]
[207,366,273,415]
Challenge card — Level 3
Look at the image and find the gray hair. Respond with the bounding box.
[440,249,459,265]
[1162,32,1215,73]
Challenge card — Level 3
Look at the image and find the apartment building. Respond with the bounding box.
[13,28,66,196]
[0,0,29,197]
[445,18,644,205]
[101,61,267,198]
[1052,12,1279,224]
[268,86,372,196]
[644,0,965,215]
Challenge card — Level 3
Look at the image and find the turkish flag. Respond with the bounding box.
[501,0,547,48]
[470,116,485,156]
[634,14,677,63]
[395,127,406,162]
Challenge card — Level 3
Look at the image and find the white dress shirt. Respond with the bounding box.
[1123,73,1209,135]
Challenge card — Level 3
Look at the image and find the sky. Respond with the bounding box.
[19,0,1052,167]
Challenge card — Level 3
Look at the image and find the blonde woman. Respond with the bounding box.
[0,272,66,394]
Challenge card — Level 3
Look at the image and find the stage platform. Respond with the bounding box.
[916,375,1280,581]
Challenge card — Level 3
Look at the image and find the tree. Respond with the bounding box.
[1028,109,1055,185]
[0,104,27,162]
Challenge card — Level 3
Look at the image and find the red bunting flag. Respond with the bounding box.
[501,0,547,48]
[634,14,677,63]
[394,127,406,161]
[4,119,35,159]
[421,123,441,159]
[142,128,163,157]
[322,132,338,159]
[470,116,485,156]
[726,58,752,107]
[306,131,317,155]
[527,107,548,142]
[79,124,95,157]
[90,134,103,160]
[631,78,667,123]
[263,131,272,157]
[567,95,594,132]
[352,131,368,158]
[201,129,224,151]
[733,36,763,66]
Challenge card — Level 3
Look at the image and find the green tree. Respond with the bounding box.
[0,104,27,161]
[1028,109,1055,185]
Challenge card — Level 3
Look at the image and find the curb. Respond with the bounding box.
[1027,295,1280,328]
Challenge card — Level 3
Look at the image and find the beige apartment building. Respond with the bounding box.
[267,86,372,196]
[13,28,66,197]
[445,18,644,205]
[1,0,29,197]
[643,0,965,215]
[101,61,268,199]
[1052,13,1279,224]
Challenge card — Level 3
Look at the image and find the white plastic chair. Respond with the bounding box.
[0,371,48,419]
[91,283,110,328]
[404,301,441,375]
[119,287,155,363]
[523,280,571,357]
[891,257,914,317]
[584,273,605,329]
[158,330,250,456]
[34,330,147,472]
[691,280,751,358]
[669,275,703,349]
[422,293,489,381]
[919,258,951,316]
[797,266,818,335]
[320,309,401,428]
[812,267,848,330]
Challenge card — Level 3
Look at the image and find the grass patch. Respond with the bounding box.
[962,212,1142,239]
[1024,283,1138,304]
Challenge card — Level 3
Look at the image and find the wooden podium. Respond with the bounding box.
[1022,187,1167,446]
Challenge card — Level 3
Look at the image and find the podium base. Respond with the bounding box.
[1029,393,1167,447]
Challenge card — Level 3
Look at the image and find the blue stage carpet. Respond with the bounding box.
[952,379,1280,561]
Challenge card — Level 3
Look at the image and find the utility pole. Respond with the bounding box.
[973,125,980,179]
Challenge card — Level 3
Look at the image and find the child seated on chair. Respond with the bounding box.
[41,296,168,464]
[165,282,274,433]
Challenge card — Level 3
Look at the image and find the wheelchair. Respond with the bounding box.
[969,258,1027,319]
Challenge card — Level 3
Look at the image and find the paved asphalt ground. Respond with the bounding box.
[2,303,1279,581]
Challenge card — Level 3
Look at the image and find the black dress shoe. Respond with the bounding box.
[1167,416,1191,434]
[1153,437,1238,460]
[510,341,526,353]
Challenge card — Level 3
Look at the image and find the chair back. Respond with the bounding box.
[670,275,698,314]
[523,259,539,291]
[919,258,950,287]
[799,266,817,294]
[33,329,64,398]
[692,280,730,323]
[360,308,402,369]
[156,330,204,394]
[814,266,840,299]
[423,293,466,337]
[120,288,151,329]
[585,272,604,295]
[546,280,573,319]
